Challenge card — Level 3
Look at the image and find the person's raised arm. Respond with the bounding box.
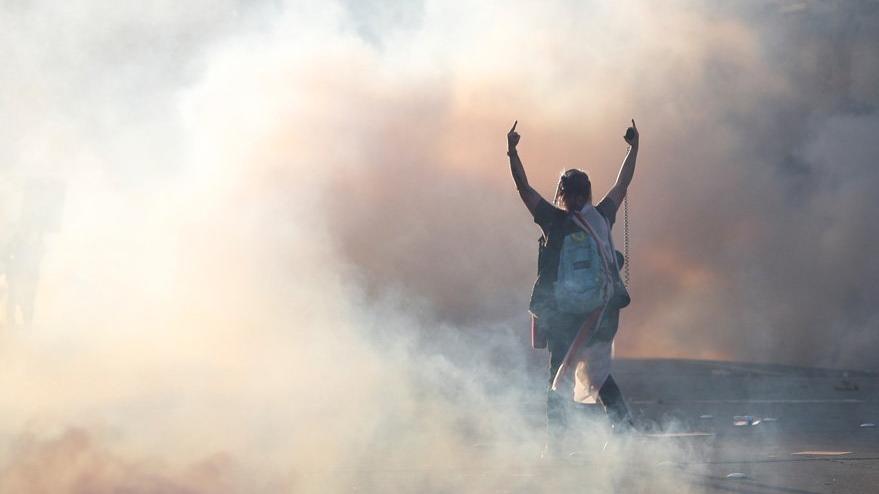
[507,121,543,215]
[603,119,639,210]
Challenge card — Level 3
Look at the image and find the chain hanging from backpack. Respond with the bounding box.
[623,194,630,288]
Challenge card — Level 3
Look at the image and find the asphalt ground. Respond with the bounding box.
[542,359,879,493]
[608,359,878,493]
[349,359,879,493]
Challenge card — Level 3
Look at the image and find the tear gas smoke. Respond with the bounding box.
[0,0,876,492]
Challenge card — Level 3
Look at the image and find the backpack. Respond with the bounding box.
[553,230,606,314]
[529,228,628,349]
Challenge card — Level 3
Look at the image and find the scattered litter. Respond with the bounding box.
[835,381,859,391]
[792,451,851,456]
[699,414,714,419]
[734,415,761,426]
[860,423,876,428]
[725,473,748,479]
[835,373,859,391]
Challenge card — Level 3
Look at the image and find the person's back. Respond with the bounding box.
[505,119,640,455]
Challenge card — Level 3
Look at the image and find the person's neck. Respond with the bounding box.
[563,197,592,212]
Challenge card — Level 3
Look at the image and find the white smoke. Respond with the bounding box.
[0,0,876,492]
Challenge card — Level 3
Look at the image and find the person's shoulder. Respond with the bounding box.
[596,196,619,225]
[543,200,566,217]
[534,198,566,226]
[596,195,617,212]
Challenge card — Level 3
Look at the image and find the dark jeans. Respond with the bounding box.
[545,311,632,440]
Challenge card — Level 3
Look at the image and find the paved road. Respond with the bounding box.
[541,359,879,493]
[351,359,879,493]
[612,359,877,493]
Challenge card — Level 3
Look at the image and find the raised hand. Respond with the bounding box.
[508,120,521,151]
[623,119,639,146]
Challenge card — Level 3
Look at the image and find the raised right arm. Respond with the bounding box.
[507,121,543,215]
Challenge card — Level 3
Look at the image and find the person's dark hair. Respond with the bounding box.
[553,168,591,209]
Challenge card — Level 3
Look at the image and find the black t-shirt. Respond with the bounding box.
[529,196,618,314]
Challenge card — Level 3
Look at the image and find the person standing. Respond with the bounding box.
[506,119,639,454]
[4,225,45,328]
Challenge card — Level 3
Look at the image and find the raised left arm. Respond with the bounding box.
[603,119,639,208]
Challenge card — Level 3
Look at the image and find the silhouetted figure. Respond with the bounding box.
[2,178,64,328]
[4,226,44,328]
[507,119,640,456]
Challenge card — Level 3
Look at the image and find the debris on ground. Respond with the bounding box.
[733,415,761,426]
[835,380,859,391]
[835,371,859,391]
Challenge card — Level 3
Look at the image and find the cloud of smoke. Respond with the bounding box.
[0,0,876,491]
[319,0,879,369]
